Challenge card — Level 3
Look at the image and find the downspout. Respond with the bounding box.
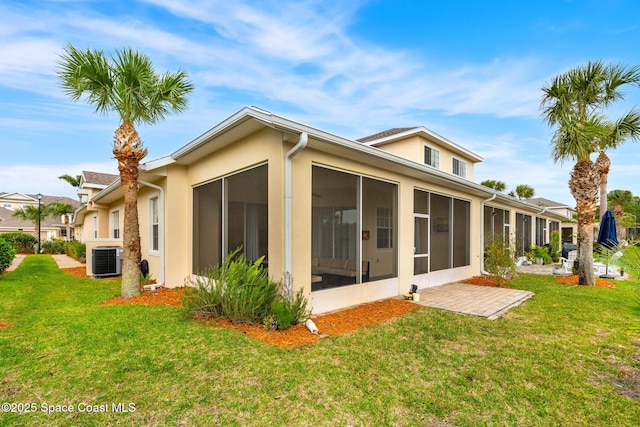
[480,193,497,275]
[139,180,164,290]
[284,132,308,301]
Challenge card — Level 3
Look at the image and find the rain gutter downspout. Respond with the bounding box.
[139,180,164,290]
[480,193,497,275]
[284,132,308,301]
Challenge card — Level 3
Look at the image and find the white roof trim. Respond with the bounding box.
[361,126,484,162]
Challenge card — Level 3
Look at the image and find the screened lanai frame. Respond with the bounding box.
[311,164,399,291]
[192,163,268,274]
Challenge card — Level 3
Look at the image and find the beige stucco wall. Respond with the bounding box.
[81,125,565,313]
[373,135,476,181]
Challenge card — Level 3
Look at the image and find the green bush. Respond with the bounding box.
[182,248,310,329]
[41,240,65,254]
[484,234,517,287]
[0,237,16,273]
[64,241,86,262]
[0,232,38,254]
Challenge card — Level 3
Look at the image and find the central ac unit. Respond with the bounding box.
[92,246,123,277]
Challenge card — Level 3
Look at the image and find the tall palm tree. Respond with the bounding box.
[57,45,194,298]
[595,111,640,219]
[541,61,640,285]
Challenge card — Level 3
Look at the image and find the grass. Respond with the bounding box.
[1,255,639,426]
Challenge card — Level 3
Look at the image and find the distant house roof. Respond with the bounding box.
[357,127,418,143]
[0,194,80,231]
[526,198,574,210]
[81,171,119,187]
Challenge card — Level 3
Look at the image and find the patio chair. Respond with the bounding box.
[560,250,577,274]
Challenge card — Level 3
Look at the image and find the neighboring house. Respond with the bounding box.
[78,106,567,314]
[526,198,576,245]
[0,192,79,240]
[72,171,119,243]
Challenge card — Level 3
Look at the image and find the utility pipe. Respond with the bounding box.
[139,180,165,290]
[283,132,308,301]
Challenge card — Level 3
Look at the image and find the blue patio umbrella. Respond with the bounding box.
[597,209,618,278]
[597,209,618,248]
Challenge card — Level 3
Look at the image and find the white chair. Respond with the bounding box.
[560,250,577,274]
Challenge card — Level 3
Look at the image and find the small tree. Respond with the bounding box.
[484,234,517,287]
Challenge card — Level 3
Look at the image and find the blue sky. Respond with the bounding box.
[1,0,639,204]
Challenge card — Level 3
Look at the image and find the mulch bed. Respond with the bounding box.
[554,274,616,288]
[99,287,417,348]
[67,266,616,347]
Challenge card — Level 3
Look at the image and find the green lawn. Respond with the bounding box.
[1,255,639,426]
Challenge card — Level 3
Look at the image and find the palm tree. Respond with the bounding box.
[480,179,507,192]
[541,61,640,285]
[12,203,74,229]
[57,45,194,298]
[595,112,640,219]
[508,184,535,199]
[58,174,82,188]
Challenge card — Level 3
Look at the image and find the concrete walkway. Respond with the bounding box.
[6,254,26,272]
[5,254,85,272]
[413,283,534,320]
[51,254,85,269]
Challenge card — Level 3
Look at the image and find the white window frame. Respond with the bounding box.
[376,206,393,250]
[92,215,98,239]
[424,144,440,169]
[452,157,467,178]
[111,210,120,239]
[2,204,11,209]
[149,195,159,254]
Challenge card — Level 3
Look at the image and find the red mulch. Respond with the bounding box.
[555,274,616,288]
[461,276,512,288]
[463,274,616,289]
[99,286,418,348]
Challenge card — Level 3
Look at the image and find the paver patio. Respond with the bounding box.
[413,283,534,320]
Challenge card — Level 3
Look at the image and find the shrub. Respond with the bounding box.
[529,245,553,265]
[182,248,310,329]
[64,241,86,262]
[484,234,517,287]
[0,237,16,273]
[0,232,38,254]
[41,240,65,254]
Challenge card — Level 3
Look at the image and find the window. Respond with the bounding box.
[376,207,392,249]
[414,191,471,274]
[515,213,532,256]
[2,204,11,209]
[424,145,440,168]
[312,166,398,290]
[92,215,97,239]
[111,210,120,239]
[484,206,510,246]
[535,217,547,245]
[150,197,159,252]
[452,158,466,178]
[193,164,268,273]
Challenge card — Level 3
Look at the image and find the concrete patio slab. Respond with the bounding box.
[413,283,534,320]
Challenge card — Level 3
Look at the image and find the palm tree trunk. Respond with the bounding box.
[114,122,147,298]
[569,159,599,286]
